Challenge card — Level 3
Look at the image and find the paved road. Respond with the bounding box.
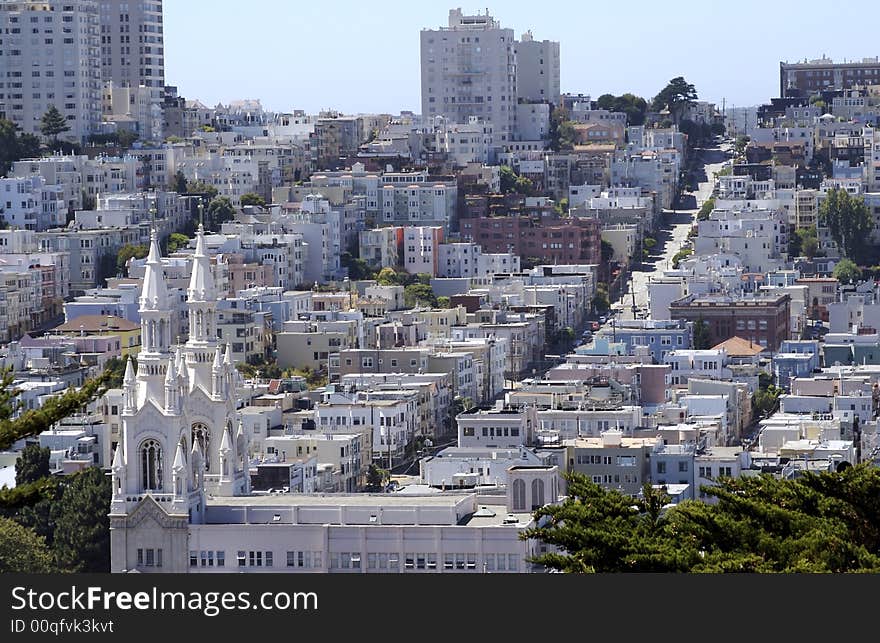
[616,144,730,320]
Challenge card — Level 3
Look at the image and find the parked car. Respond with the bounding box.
[598,316,607,324]
[590,321,600,332]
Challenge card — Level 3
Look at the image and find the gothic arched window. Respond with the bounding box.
[140,440,163,491]
[192,423,211,472]
[531,478,545,510]
[512,478,526,512]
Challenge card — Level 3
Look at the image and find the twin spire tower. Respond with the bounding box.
[109,226,248,572]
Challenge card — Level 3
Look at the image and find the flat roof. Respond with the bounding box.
[206,493,471,508]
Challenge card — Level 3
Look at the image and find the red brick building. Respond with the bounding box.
[459,215,601,265]
[669,293,791,351]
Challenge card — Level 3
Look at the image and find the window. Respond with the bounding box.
[217,551,225,568]
[237,551,246,567]
[531,478,545,509]
[678,461,689,472]
[140,439,162,491]
[657,462,666,474]
[190,551,198,567]
[512,478,526,511]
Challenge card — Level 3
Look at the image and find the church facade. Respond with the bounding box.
[109,227,249,573]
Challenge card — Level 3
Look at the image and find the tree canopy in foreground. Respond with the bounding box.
[522,467,880,572]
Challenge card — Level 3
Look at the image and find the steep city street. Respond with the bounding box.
[615,143,730,319]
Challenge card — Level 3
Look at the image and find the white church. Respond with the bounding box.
[109,226,250,572]
[109,227,554,574]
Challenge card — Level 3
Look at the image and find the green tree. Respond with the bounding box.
[652,77,698,126]
[173,171,188,194]
[734,135,750,157]
[697,196,716,221]
[205,196,236,230]
[790,225,820,260]
[404,283,437,308]
[591,289,610,313]
[600,240,615,264]
[15,443,50,486]
[167,233,190,254]
[436,296,452,309]
[236,362,259,379]
[693,318,712,349]
[500,165,519,193]
[0,370,112,451]
[801,235,820,260]
[833,257,862,284]
[117,129,139,149]
[375,267,402,286]
[0,118,42,176]
[554,197,569,216]
[116,243,149,275]
[340,252,375,281]
[820,188,873,263]
[0,366,21,423]
[523,467,880,573]
[102,356,136,389]
[186,181,219,200]
[622,94,649,126]
[671,247,693,269]
[753,384,782,418]
[52,467,111,573]
[516,174,534,196]
[365,464,389,491]
[40,105,71,145]
[549,106,578,151]
[240,193,266,208]
[0,517,54,573]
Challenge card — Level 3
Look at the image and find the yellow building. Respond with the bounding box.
[55,315,141,357]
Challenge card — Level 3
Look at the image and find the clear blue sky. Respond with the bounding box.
[165,0,880,114]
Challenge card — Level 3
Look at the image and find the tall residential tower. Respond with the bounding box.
[420,9,560,158]
[0,0,102,142]
[98,0,164,89]
[421,9,517,155]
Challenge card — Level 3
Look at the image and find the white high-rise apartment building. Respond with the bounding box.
[515,30,560,105]
[0,0,102,142]
[98,0,164,89]
[421,8,517,155]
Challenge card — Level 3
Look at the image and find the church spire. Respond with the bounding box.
[186,224,218,345]
[111,445,124,501]
[139,229,169,312]
[164,357,179,413]
[123,356,137,412]
[187,224,215,303]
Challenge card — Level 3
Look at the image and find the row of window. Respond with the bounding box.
[592,473,638,485]
[575,454,637,467]
[137,547,162,567]
[699,466,733,479]
[656,462,689,474]
[461,426,520,438]
[188,549,521,572]
[190,550,225,568]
